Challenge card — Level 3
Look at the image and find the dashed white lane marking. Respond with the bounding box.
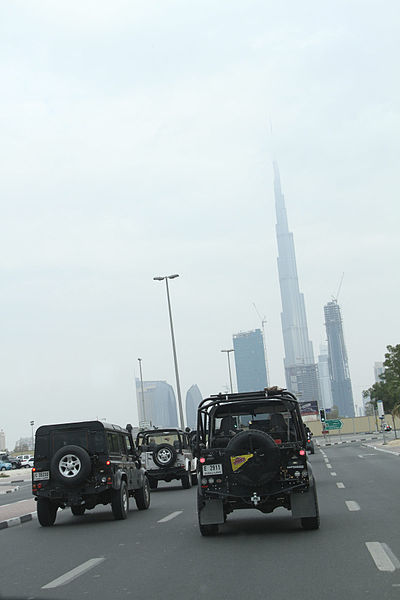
[330,472,337,476]
[326,464,332,469]
[157,510,183,523]
[42,558,105,589]
[345,500,360,511]
[324,458,329,463]
[336,482,345,488]
[366,542,400,572]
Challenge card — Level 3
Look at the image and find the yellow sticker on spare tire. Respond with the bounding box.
[230,454,254,472]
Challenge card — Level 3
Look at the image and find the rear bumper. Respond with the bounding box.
[146,467,187,481]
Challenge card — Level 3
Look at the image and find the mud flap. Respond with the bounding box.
[199,499,225,525]
[291,478,318,519]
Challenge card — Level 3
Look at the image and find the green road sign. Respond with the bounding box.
[324,419,343,430]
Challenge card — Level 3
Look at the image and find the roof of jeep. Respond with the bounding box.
[138,428,184,436]
[199,389,300,413]
[35,420,128,436]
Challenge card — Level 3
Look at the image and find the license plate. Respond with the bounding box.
[203,463,222,476]
[33,471,50,481]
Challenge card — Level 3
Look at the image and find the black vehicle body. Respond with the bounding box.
[32,420,150,526]
[136,428,197,489]
[196,388,319,536]
[305,430,315,454]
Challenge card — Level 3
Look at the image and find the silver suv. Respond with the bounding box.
[136,428,197,490]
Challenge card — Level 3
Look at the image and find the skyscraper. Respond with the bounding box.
[273,161,320,405]
[135,380,179,428]
[185,384,203,430]
[233,329,268,392]
[324,300,355,417]
[318,343,333,409]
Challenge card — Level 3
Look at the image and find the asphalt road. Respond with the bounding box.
[1,443,400,600]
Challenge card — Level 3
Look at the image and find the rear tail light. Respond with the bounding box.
[199,457,206,464]
[299,449,306,456]
[106,460,111,466]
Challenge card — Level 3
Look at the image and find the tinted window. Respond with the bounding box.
[107,432,121,455]
[51,430,89,453]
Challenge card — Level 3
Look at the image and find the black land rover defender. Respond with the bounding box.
[32,420,150,526]
[196,388,320,536]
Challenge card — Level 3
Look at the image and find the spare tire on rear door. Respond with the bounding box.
[50,445,91,487]
[226,430,280,487]
[153,444,177,468]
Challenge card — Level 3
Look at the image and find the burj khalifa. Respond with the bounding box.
[274,161,321,405]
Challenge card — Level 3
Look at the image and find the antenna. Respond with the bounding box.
[332,272,344,303]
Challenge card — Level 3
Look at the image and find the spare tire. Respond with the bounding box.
[153,444,177,468]
[50,445,91,487]
[226,430,280,487]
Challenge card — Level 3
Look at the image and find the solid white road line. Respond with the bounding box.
[42,558,105,589]
[336,482,345,488]
[330,472,337,476]
[157,510,183,523]
[366,542,400,572]
[345,500,360,511]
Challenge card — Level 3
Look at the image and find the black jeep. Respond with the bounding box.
[196,388,320,536]
[136,428,197,489]
[32,420,150,526]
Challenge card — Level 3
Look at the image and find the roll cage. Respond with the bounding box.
[196,389,307,450]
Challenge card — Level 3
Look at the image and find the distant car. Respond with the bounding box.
[306,433,315,454]
[0,460,12,471]
[383,424,392,432]
[0,455,22,469]
[21,458,34,468]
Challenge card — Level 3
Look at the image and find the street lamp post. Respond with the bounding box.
[138,358,146,425]
[221,349,234,393]
[153,274,185,429]
[30,420,34,451]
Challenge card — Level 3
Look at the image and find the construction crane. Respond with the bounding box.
[252,303,270,385]
[332,272,345,303]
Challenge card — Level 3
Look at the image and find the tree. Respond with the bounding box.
[363,344,400,413]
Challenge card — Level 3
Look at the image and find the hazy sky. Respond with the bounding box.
[1,1,399,447]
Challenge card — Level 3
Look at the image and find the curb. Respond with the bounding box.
[0,486,19,495]
[0,511,37,530]
[361,443,400,457]
[318,437,379,447]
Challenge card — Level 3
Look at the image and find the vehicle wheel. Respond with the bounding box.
[135,476,151,510]
[226,430,280,487]
[0,467,5,471]
[152,444,177,468]
[191,472,198,485]
[37,498,58,527]
[182,471,192,489]
[71,505,85,516]
[148,477,158,490]
[301,482,320,530]
[199,523,219,536]
[111,480,129,520]
[310,447,315,455]
[50,445,91,487]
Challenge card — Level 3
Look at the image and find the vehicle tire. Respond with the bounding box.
[148,477,158,490]
[135,476,151,510]
[199,523,219,537]
[226,430,280,486]
[301,481,320,530]
[152,444,177,468]
[50,445,91,487]
[191,472,198,485]
[197,492,219,536]
[310,447,315,455]
[71,505,85,516]
[182,471,192,489]
[111,480,129,520]
[0,467,5,471]
[37,498,58,527]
